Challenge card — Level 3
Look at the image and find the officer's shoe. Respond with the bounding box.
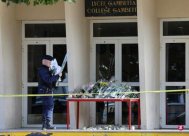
[46,119,56,130]
[46,125,56,129]
[42,119,47,130]
[42,127,47,130]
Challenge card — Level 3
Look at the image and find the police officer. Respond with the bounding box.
[38,55,62,130]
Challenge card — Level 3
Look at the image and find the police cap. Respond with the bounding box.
[42,55,54,61]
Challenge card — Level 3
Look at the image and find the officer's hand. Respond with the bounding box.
[59,72,62,77]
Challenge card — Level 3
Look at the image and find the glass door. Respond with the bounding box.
[22,40,67,127]
[119,40,139,127]
[91,39,139,126]
[160,39,189,128]
[22,41,48,127]
[51,41,68,125]
[92,40,118,125]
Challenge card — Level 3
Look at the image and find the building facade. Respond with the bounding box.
[0,0,188,130]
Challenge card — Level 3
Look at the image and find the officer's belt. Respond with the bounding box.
[40,87,52,94]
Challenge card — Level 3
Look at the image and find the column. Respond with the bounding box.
[65,1,90,129]
[0,2,5,129]
[0,2,22,129]
[137,0,160,129]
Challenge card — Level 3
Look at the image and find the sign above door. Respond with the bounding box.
[85,0,137,17]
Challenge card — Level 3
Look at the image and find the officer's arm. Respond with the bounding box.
[39,68,59,84]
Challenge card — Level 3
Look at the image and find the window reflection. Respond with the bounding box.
[122,86,139,125]
[96,44,115,81]
[122,102,139,125]
[96,102,115,125]
[166,86,185,125]
[53,86,68,124]
[28,45,46,82]
[163,21,189,36]
[122,44,139,82]
[25,23,66,38]
[93,23,138,37]
[166,43,185,82]
[28,87,42,124]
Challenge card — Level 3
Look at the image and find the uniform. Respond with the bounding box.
[38,55,60,130]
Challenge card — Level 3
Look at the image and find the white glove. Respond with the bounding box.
[55,66,62,76]
[50,59,62,75]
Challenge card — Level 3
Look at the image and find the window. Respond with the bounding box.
[93,22,137,37]
[25,23,66,38]
[163,21,189,36]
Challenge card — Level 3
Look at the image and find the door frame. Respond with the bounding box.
[22,40,49,127]
[22,20,67,127]
[90,38,139,126]
[160,38,189,128]
[22,39,67,127]
[90,19,138,82]
[91,39,138,83]
[89,19,139,126]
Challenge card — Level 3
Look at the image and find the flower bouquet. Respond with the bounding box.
[71,80,139,98]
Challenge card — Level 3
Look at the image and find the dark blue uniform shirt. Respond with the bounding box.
[38,65,59,94]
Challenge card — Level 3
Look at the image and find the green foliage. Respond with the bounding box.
[1,0,76,6]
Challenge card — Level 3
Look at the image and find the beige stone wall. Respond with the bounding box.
[0,0,189,130]
[0,2,21,129]
[16,1,65,20]
[157,0,189,18]
[16,0,189,20]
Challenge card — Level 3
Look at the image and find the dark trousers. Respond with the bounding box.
[42,92,54,121]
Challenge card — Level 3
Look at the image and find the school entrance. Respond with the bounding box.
[22,21,68,127]
[160,20,189,128]
[90,20,140,127]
